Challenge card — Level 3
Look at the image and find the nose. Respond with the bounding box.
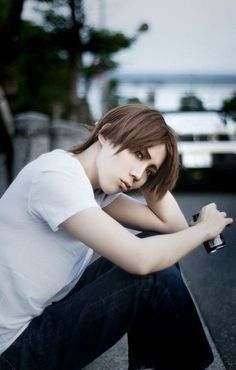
[130,164,146,182]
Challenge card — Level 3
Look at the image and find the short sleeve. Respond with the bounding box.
[28,167,99,231]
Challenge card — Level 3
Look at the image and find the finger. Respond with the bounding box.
[205,202,217,210]
[226,217,234,226]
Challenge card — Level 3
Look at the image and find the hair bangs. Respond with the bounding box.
[69,104,180,199]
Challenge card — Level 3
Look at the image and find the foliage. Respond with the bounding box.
[103,78,143,112]
[28,0,148,120]
[0,0,148,120]
[103,79,120,112]
[126,97,142,104]
[82,29,133,81]
[0,0,11,27]
[0,0,25,110]
[18,20,70,114]
[221,92,236,121]
[0,0,24,178]
[179,93,205,111]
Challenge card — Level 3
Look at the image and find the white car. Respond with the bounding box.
[163,111,236,190]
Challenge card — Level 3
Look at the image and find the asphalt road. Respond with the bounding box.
[175,192,236,370]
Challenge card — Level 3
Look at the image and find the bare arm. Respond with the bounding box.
[143,190,189,232]
[62,203,233,275]
[103,191,188,233]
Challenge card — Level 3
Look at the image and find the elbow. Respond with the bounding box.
[134,264,150,276]
[131,248,172,276]
[135,260,172,275]
[124,252,151,276]
[180,220,189,230]
[177,217,189,230]
[169,221,189,233]
[123,240,165,276]
[125,260,150,276]
[131,251,159,276]
[135,260,163,276]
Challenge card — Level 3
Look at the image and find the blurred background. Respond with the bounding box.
[0,0,236,194]
[0,2,236,369]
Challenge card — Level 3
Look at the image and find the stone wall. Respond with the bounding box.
[0,112,90,196]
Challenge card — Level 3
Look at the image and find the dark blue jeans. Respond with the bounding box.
[0,232,213,370]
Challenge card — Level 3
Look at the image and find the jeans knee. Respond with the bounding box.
[135,264,189,310]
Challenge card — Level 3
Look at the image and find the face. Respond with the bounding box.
[96,135,167,194]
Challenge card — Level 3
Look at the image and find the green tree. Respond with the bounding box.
[0,0,25,111]
[18,20,70,116]
[34,0,148,122]
[0,0,24,182]
[179,93,205,111]
[102,78,120,112]
[0,0,148,122]
[221,92,236,121]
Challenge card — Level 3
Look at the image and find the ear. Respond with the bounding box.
[98,132,107,146]
[98,123,112,146]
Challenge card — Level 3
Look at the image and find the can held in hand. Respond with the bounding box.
[192,213,227,253]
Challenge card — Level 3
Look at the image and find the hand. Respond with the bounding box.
[195,203,233,240]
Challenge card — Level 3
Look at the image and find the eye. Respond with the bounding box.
[146,167,157,177]
[135,151,144,160]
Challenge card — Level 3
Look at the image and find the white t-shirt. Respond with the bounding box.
[0,149,120,354]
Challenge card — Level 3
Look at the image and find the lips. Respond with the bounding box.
[120,180,131,192]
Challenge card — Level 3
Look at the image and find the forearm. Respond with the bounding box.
[139,223,207,273]
[63,203,232,276]
[144,191,188,232]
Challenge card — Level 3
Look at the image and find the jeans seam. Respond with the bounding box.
[1,354,16,370]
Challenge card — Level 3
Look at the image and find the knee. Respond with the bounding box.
[154,265,186,292]
[139,264,188,303]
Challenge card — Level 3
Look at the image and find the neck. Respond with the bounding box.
[74,142,101,189]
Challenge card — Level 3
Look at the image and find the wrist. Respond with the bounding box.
[193,222,211,243]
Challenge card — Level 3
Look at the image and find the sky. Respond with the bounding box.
[22,0,236,75]
[83,0,236,74]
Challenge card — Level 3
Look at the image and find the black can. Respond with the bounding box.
[192,213,227,253]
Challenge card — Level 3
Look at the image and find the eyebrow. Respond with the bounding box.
[145,149,159,171]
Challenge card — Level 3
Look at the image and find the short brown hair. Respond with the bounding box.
[70,104,179,199]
